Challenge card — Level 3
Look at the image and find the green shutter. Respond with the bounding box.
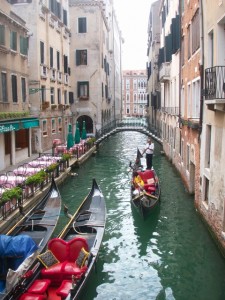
[0,25,5,45]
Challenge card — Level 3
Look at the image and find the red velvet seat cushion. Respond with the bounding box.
[19,294,46,300]
[27,279,51,294]
[56,280,72,298]
[138,170,154,183]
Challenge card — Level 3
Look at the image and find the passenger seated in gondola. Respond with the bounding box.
[133,171,144,190]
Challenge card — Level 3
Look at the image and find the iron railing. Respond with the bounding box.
[205,66,225,100]
[161,107,179,115]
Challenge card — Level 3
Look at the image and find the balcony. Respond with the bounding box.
[159,62,170,82]
[161,107,179,116]
[41,65,48,79]
[204,66,225,112]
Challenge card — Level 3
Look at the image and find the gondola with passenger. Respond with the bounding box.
[130,148,160,218]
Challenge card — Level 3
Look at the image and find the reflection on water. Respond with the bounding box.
[57,132,225,300]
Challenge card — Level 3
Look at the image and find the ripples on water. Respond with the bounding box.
[57,132,225,300]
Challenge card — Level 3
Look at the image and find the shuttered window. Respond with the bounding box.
[78,18,87,33]
[10,31,17,51]
[76,50,87,65]
[192,9,200,54]
[50,47,54,68]
[11,74,18,102]
[40,41,44,64]
[20,36,28,55]
[0,25,5,46]
[21,77,26,102]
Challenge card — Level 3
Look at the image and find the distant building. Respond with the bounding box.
[69,0,123,133]
[122,70,147,118]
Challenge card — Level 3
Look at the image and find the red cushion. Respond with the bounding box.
[19,294,46,300]
[56,280,72,297]
[27,279,51,294]
[48,237,88,262]
[138,170,154,183]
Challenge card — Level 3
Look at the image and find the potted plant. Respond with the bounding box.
[42,101,50,110]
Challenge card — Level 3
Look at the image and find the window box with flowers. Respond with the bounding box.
[51,104,57,109]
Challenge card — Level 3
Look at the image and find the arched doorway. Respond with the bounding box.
[77,115,93,135]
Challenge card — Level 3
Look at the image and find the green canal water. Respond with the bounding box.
[55,131,225,300]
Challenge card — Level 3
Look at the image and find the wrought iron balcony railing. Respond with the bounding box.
[204,66,225,100]
[161,107,179,116]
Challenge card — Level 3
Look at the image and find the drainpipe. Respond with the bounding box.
[199,0,204,137]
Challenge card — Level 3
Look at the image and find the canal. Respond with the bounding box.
[55,131,225,300]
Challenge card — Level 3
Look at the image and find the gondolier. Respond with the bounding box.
[142,138,154,170]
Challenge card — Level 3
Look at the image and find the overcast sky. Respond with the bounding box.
[113,0,153,71]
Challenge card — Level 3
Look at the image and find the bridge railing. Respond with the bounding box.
[95,118,150,140]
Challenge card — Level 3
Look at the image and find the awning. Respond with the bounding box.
[0,118,39,133]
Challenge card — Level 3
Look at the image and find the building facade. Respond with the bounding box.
[158,0,180,165]
[10,0,72,153]
[122,70,147,118]
[146,0,161,136]
[0,0,39,170]
[199,0,225,250]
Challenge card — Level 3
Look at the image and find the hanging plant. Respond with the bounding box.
[25,170,47,186]
[46,162,59,173]
[0,187,23,205]
[62,153,71,161]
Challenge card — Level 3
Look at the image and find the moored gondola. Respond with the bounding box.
[8,178,106,300]
[130,148,160,218]
[0,177,62,299]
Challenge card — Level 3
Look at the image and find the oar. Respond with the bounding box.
[143,190,158,200]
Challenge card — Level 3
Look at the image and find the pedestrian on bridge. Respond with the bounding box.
[142,138,154,170]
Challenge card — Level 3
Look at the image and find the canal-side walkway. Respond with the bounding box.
[0,145,97,234]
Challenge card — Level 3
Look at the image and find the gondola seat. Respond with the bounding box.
[40,237,88,285]
[19,293,46,300]
[56,280,72,299]
[138,170,156,193]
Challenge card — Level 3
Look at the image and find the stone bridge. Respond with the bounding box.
[95,118,162,146]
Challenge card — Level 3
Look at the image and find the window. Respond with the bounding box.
[20,36,28,55]
[50,87,55,104]
[1,72,7,102]
[76,50,87,65]
[58,117,62,132]
[11,74,18,102]
[0,24,5,46]
[205,125,211,168]
[187,25,191,59]
[192,9,200,54]
[50,47,54,68]
[208,31,214,67]
[126,93,130,102]
[57,88,61,104]
[42,120,47,136]
[204,177,209,204]
[10,31,17,51]
[41,85,46,103]
[64,90,67,104]
[78,17,87,33]
[192,78,200,118]
[186,144,190,171]
[63,9,68,26]
[126,79,130,90]
[77,81,89,99]
[57,51,60,70]
[40,41,45,64]
[21,77,26,102]
[64,55,68,73]
[52,118,56,134]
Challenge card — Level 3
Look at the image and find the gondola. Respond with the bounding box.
[130,148,160,218]
[8,178,106,300]
[0,177,62,299]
